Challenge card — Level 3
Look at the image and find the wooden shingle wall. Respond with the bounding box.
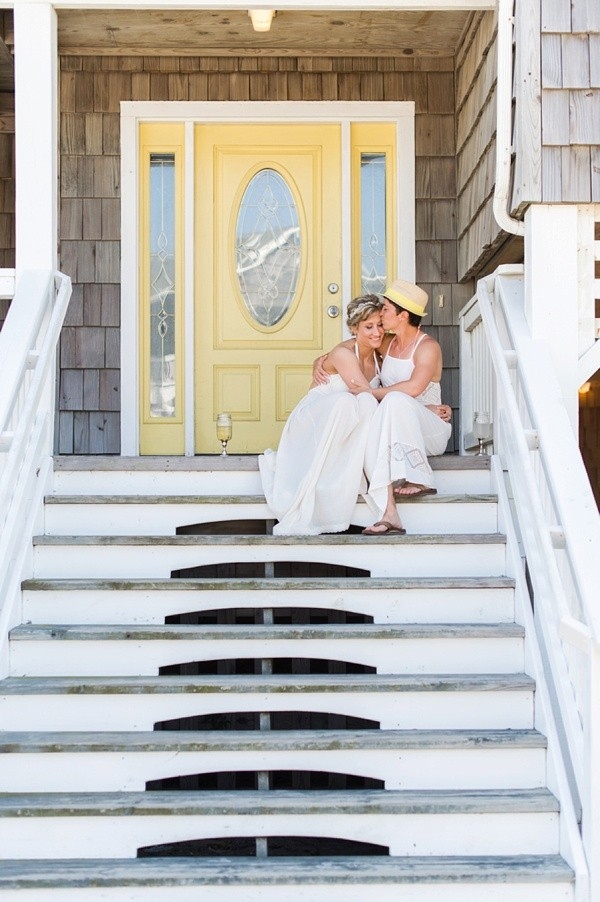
[0,118,14,331]
[57,54,470,454]
[0,129,13,275]
[0,9,14,281]
[541,0,600,202]
[455,11,502,281]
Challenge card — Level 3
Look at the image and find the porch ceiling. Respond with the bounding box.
[55,8,473,57]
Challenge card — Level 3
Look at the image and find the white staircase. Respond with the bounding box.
[0,455,575,899]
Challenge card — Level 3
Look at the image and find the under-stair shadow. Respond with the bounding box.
[138,836,390,858]
[146,770,385,791]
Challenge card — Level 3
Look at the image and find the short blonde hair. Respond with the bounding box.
[346,294,383,331]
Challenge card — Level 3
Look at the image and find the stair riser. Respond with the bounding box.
[0,811,559,859]
[51,468,492,498]
[9,637,524,677]
[51,470,266,497]
[0,883,576,901]
[0,747,546,792]
[0,690,534,732]
[32,542,507,580]
[21,586,516,626]
[43,502,498,537]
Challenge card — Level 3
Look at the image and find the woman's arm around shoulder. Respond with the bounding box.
[326,345,373,392]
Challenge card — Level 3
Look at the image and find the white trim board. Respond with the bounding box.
[7,1,495,11]
[120,100,415,456]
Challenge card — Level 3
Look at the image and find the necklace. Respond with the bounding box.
[354,339,376,377]
[393,328,420,356]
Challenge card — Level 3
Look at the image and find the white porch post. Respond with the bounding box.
[524,205,579,433]
[13,0,58,275]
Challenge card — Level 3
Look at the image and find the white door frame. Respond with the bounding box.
[120,100,415,456]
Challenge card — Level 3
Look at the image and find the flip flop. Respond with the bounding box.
[362,520,406,536]
[392,483,437,500]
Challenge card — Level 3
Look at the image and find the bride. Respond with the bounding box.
[259,295,383,536]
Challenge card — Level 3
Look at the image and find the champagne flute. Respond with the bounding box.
[473,411,492,456]
[216,413,233,456]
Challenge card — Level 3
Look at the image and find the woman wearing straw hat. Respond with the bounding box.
[358,279,452,535]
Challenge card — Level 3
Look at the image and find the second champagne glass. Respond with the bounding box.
[216,413,233,456]
[473,411,492,455]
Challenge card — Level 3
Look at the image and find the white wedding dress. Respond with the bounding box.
[259,355,380,536]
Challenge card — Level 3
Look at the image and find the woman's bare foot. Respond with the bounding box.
[392,481,437,499]
[363,484,405,534]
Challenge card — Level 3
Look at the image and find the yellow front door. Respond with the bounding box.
[195,123,343,454]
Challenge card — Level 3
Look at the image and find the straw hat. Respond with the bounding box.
[383,279,429,317]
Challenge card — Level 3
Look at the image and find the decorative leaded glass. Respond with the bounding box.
[236,169,301,327]
[360,153,387,295]
[149,154,176,418]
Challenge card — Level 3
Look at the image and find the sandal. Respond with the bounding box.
[362,520,406,536]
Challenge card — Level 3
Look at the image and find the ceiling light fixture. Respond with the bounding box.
[249,9,275,32]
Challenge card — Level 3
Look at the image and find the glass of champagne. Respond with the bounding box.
[216,413,233,456]
[473,411,492,456]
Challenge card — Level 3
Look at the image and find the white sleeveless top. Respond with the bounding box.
[355,341,381,388]
[381,333,442,405]
[310,344,381,398]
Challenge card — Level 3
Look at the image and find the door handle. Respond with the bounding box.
[326,305,341,318]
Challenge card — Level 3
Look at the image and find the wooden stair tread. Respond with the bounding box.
[21,576,517,591]
[10,622,525,641]
[0,787,560,816]
[0,672,536,694]
[0,728,547,753]
[32,533,506,546]
[0,854,573,888]
[53,454,492,472]
[45,493,498,505]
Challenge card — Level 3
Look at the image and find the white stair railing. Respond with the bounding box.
[0,269,72,677]
[460,264,600,901]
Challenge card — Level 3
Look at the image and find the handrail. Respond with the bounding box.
[0,271,71,523]
[476,274,588,769]
[480,272,600,643]
[461,266,600,900]
[0,269,72,677]
[497,283,600,641]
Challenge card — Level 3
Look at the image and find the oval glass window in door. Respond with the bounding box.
[235,169,301,327]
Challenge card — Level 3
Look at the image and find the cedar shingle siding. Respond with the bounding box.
[541,0,600,202]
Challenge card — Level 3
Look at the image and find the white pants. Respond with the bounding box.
[364,392,452,518]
